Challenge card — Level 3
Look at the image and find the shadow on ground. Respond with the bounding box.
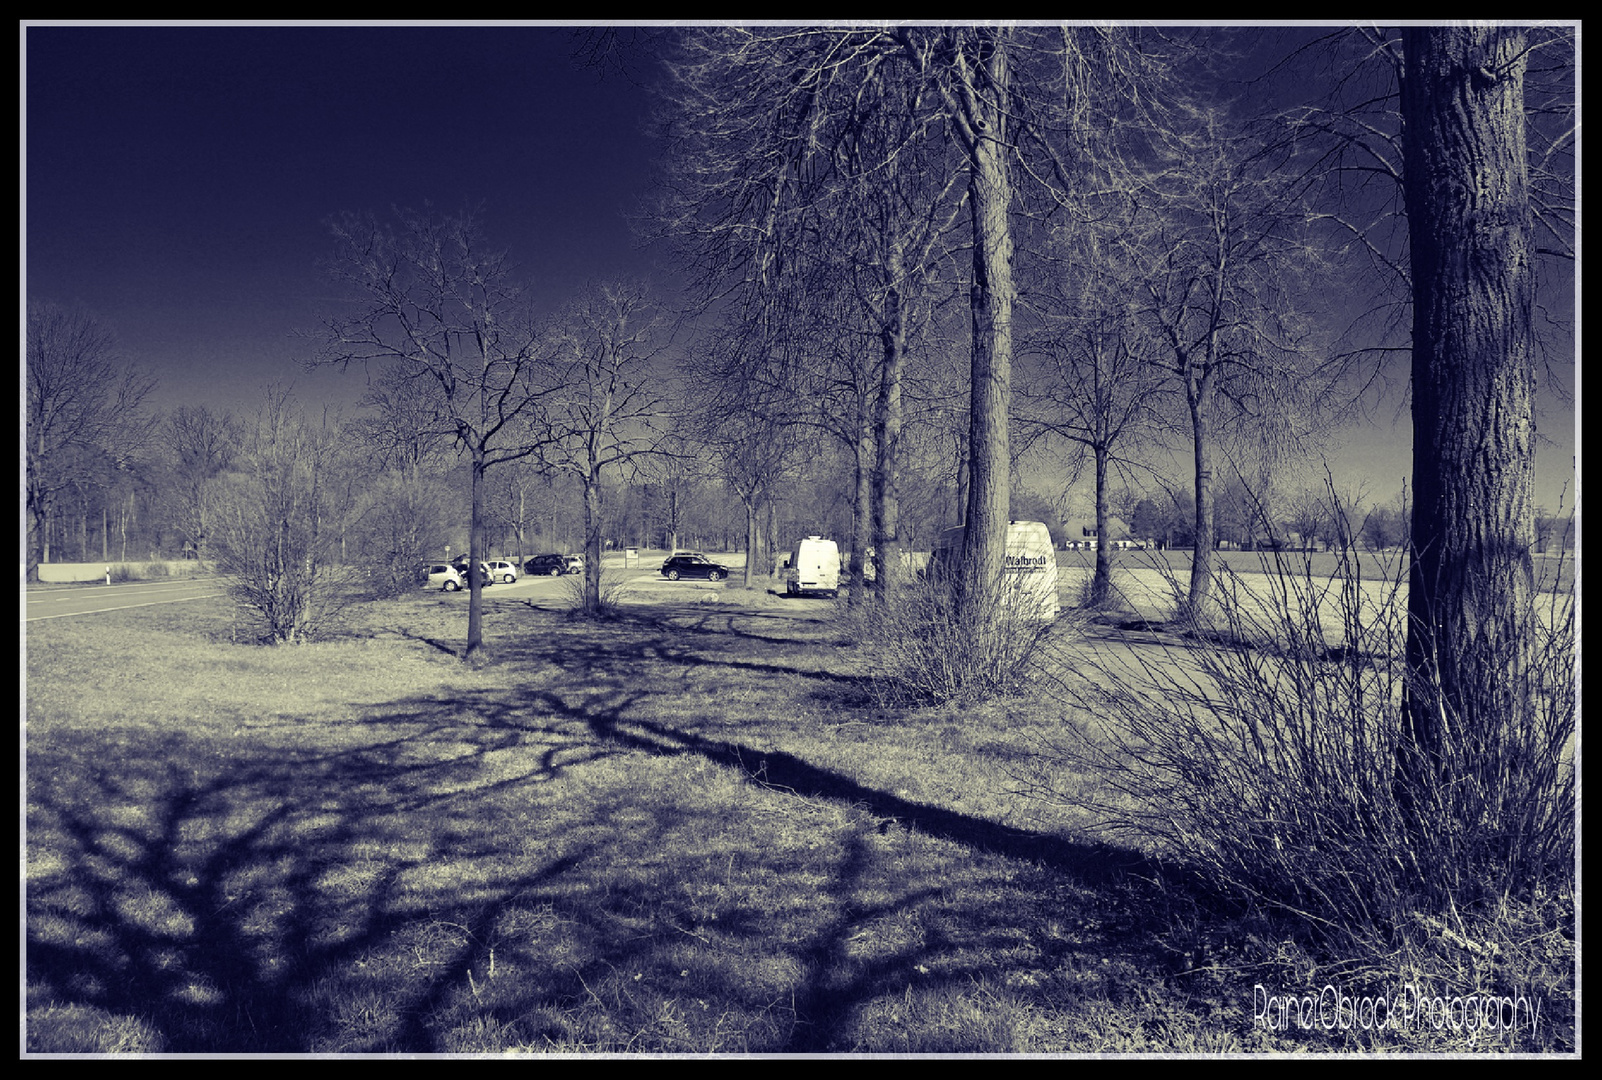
[28,610,1175,1054]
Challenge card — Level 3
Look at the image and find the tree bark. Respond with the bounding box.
[849,405,874,608]
[1185,381,1216,622]
[1091,442,1112,608]
[583,469,604,612]
[467,452,486,660]
[954,31,1015,640]
[742,495,761,589]
[1399,26,1537,789]
[871,265,906,599]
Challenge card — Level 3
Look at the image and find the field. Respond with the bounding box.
[1053,545,1577,603]
[24,572,1575,1055]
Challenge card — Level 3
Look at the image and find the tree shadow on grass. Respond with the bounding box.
[28,613,1174,1055]
[26,706,617,1053]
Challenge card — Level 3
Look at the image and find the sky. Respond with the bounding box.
[22,21,1578,515]
[24,22,661,415]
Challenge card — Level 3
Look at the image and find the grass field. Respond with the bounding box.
[24,581,1575,1055]
[1054,545,1577,597]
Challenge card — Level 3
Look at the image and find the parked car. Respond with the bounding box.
[564,554,585,574]
[485,559,519,584]
[660,554,731,582]
[427,563,464,591]
[450,556,495,586]
[524,553,569,577]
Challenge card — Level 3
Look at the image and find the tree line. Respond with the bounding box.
[28,25,1572,770]
[26,23,1574,969]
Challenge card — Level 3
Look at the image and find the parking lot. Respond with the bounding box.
[431,554,751,599]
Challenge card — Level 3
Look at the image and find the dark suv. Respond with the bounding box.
[524,553,570,577]
[660,554,731,582]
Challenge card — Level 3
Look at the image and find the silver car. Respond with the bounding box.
[427,563,464,591]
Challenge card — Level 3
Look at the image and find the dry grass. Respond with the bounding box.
[24,584,1574,1055]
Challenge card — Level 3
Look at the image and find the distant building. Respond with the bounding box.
[1062,515,1134,550]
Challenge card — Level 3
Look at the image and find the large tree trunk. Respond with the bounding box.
[742,495,761,589]
[583,470,604,613]
[954,31,1014,642]
[27,499,46,581]
[1090,443,1112,608]
[1185,382,1216,622]
[1399,26,1536,795]
[766,497,779,584]
[871,254,907,598]
[466,452,486,660]
[848,408,873,608]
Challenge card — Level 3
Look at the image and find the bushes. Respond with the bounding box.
[106,561,175,583]
[208,390,352,644]
[358,554,430,600]
[560,567,633,619]
[847,571,1059,708]
[1044,540,1574,948]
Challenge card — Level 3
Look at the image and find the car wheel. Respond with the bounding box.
[667,569,681,581]
[549,568,561,577]
[707,570,724,582]
[445,581,460,592]
[501,573,514,583]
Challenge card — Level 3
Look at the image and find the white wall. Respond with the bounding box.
[32,561,206,583]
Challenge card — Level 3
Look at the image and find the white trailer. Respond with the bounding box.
[931,519,1060,622]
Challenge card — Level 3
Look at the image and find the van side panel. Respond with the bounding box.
[931,520,1059,622]
[1002,521,1060,621]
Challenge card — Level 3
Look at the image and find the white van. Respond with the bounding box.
[785,536,842,597]
[930,520,1060,623]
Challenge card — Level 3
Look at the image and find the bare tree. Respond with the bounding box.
[161,404,237,562]
[706,406,802,590]
[347,469,452,597]
[822,64,964,598]
[1268,27,1573,822]
[25,301,155,578]
[350,362,454,480]
[1017,203,1173,607]
[209,387,349,643]
[1397,25,1542,813]
[482,458,545,562]
[893,25,1168,635]
[891,26,1018,639]
[1121,108,1328,621]
[313,208,551,660]
[1283,484,1332,552]
[655,28,963,606]
[658,26,1170,642]
[527,281,675,613]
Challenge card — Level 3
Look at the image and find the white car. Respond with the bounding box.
[563,554,585,574]
[485,559,520,584]
[427,563,464,591]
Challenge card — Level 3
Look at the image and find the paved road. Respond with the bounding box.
[25,578,227,622]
